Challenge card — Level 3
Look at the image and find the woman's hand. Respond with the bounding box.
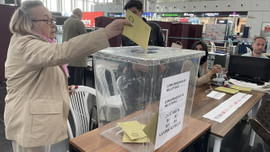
[104,19,133,39]
[208,64,222,78]
[211,64,222,74]
[68,85,78,96]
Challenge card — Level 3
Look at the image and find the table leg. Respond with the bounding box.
[249,98,262,146]
[213,135,223,152]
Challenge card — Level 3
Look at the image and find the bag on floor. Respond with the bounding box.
[250,99,270,146]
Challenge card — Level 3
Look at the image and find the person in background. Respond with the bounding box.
[117,1,165,115]
[241,36,268,122]
[121,0,165,47]
[190,41,222,86]
[62,8,87,85]
[236,32,241,38]
[4,1,132,152]
[242,36,268,58]
[119,0,166,75]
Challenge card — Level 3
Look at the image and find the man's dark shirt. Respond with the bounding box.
[119,18,165,114]
[121,18,165,47]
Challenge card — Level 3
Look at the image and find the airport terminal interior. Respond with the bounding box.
[0,0,270,151]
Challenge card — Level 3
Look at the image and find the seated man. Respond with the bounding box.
[242,36,268,58]
[241,36,268,122]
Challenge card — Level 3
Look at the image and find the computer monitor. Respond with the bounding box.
[227,55,270,84]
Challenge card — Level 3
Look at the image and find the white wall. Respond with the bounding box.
[246,0,270,37]
[246,11,270,37]
[94,3,122,14]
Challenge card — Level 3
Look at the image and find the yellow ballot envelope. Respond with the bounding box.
[117,120,147,141]
[215,86,239,94]
[143,112,158,143]
[123,9,151,50]
[122,124,150,143]
[230,85,252,94]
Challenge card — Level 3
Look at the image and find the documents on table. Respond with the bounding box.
[207,91,226,100]
[229,78,270,92]
[203,92,252,123]
[122,9,151,50]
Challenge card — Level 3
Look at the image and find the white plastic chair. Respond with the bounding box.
[95,65,126,122]
[67,86,97,139]
[116,75,128,112]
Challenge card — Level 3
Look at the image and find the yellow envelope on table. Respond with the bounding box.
[117,120,147,140]
[215,86,239,94]
[230,85,252,94]
[122,124,150,143]
[143,112,158,143]
[123,9,151,50]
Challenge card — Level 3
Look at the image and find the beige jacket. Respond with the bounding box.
[196,61,210,86]
[4,29,109,147]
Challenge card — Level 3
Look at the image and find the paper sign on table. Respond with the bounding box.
[207,90,226,100]
[154,71,190,150]
[123,9,151,50]
[203,92,252,123]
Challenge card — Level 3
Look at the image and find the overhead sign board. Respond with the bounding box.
[82,11,104,27]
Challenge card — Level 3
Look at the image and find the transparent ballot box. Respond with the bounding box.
[93,46,204,151]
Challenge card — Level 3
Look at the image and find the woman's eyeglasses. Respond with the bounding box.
[33,18,56,25]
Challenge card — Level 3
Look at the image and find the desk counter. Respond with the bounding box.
[191,84,264,138]
[69,118,210,152]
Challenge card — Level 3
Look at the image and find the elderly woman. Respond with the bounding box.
[4,1,132,152]
[190,41,222,86]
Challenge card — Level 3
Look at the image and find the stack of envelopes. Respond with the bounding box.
[230,85,252,94]
[215,85,252,94]
[117,121,150,143]
[215,87,239,94]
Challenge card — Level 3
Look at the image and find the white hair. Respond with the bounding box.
[10,1,44,35]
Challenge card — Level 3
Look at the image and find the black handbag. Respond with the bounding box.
[250,99,270,146]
